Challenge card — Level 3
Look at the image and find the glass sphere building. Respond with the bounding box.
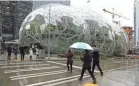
[19,4,128,57]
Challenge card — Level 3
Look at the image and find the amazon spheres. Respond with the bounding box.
[19,4,129,57]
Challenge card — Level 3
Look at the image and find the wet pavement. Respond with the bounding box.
[98,64,139,86]
[0,60,86,86]
[0,57,139,86]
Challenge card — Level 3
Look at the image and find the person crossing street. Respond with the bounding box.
[79,50,97,84]
[29,48,33,60]
[19,47,25,61]
[66,49,73,73]
[7,45,12,60]
[92,45,103,76]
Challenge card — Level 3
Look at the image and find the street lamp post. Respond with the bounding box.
[87,0,96,45]
[48,4,51,60]
[134,0,137,46]
[0,5,2,53]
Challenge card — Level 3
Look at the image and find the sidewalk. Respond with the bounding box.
[45,57,67,61]
[0,53,68,61]
[0,53,137,61]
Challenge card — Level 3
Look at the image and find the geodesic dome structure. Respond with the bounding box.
[19,4,128,56]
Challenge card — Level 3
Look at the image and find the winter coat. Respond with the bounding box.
[92,51,100,63]
[82,52,92,68]
[36,49,39,55]
[67,50,73,64]
[29,49,33,56]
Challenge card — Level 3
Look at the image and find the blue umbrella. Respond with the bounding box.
[69,42,93,50]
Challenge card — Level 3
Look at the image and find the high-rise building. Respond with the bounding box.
[32,0,70,10]
[0,1,32,41]
[14,1,33,39]
[0,1,70,41]
[134,0,139,45]
[0,1,16,41]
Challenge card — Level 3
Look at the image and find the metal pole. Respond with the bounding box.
[134,0,137,46]
[0,5,2,53]
[48,4,51,59]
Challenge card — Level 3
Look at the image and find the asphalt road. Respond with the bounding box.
[0,56,138,86]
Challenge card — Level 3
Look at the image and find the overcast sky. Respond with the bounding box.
[71,0,134,27]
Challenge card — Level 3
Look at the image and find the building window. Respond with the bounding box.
[5,12,10,15]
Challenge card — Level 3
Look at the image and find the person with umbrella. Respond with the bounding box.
[19,46,25,61]
[66,49,73,73]
[7,45,12,60]
[92,45,103,76]
[78,49,96,84]
[13,45,18,60]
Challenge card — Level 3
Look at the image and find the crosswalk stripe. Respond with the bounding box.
[0,61,8,64]
[11,70,67,80]
[1,64,49,68]
[0,62,42,65]
[10,70,66,78]
[43,75,90,86]
[9,62,42,65]
[26,75,87,86]
[47,61,100,73]
[4,66,60,73]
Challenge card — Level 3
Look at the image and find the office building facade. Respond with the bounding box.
[32,0,70,10]
[0,1,32,41]
[0,1,70,41]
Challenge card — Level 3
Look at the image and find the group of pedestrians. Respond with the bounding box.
[66,45,103,84]
[7,45,18,60]
[29,48,39,60]
[7,45,39,61]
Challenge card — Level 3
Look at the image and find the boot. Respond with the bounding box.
[101,72,103,76]
[93,79,97,84]
[78,77,82,81]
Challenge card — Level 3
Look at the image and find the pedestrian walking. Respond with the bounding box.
[29,48,33,60]
[13,45,18,60]
[19,47,25,61]
[92,45,103,76]
[66,49,73,73]
[36,48,39,59]
[7,45,12,60]
[79,50,96,84]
